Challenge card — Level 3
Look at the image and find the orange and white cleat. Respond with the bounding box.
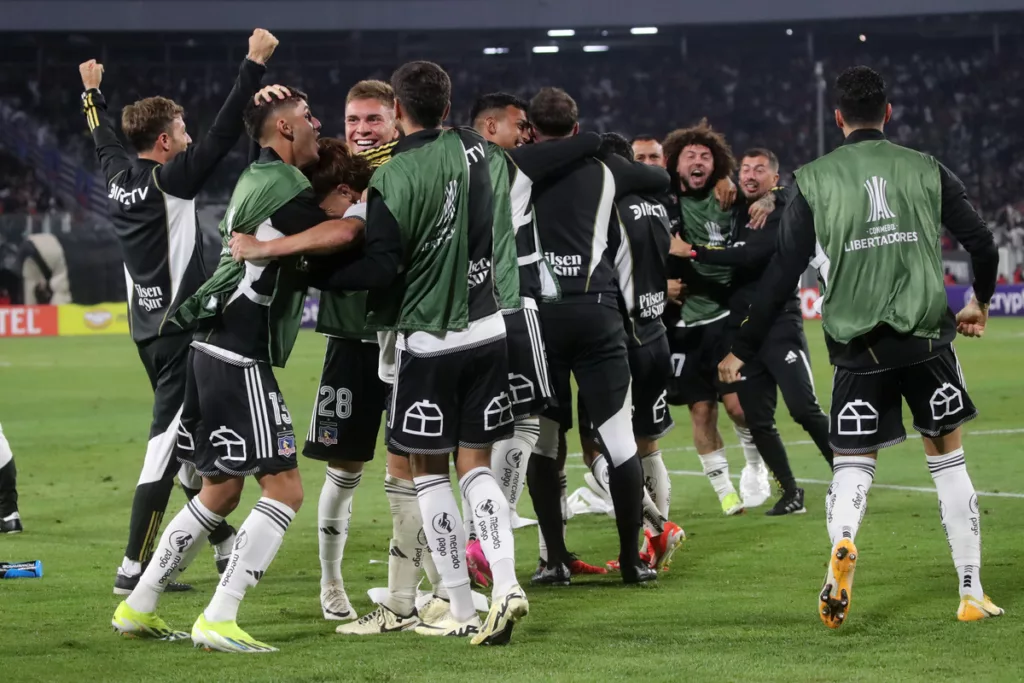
[567,554,607,576]
[606,550,652,573]
[957,595,1004,622]
[819,538,858,629]
[646,522,686,571]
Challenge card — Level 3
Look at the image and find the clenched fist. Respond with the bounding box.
[247,29,279,65]
[79,59,104,91]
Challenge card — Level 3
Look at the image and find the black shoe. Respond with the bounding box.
[765,487,807,516]
[0,513,22,534]
[620,563,658,585]
[113,570,193,596]
[530,558,571,586]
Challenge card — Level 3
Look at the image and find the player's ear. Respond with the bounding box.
[442,101,451,124]
[278,117,294,142]
[834,109,844,130]
[883,102,892,125]
[572,122,580,136]
[156,131,170,152]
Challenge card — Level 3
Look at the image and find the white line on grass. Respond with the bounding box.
[565,427,1024,500]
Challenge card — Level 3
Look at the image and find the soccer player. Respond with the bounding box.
[671,148,833,516]
[318,62,528,645]
[581,133,685,571]
[526,88,665,586]
[112,87,365,652]
[662,121,770,514]
[470,93,608,581]
[720,66,1003,626]
[631,135,666,168]
[0,423,20,534]
[79,29,280,594]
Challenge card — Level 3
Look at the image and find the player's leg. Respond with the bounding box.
[189,358,303,653]
[723,391,772,509]
[902,347,1001,621]
[818,366,904,629]
[775,322,833,469]
[736,357,804,515]
[175,463,237,576]
[0,421,21,534]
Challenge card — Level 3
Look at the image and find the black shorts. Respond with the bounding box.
[504,304,553,420]
[829,346,977,455]
[137,333,191,439]
[540,300,631,433]
[387,338,514,456]
[176,348,299,478]
[666,317,732,406]
[303,337,388,463]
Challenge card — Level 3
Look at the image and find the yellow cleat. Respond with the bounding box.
[721,492,745,516]
[819,539,857,629]
[957,595,1004,622]
[471,585,528,646]
[190,614,278,653]
[111,601,188,641]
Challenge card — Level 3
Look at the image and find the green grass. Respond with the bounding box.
[1,320,1022,682]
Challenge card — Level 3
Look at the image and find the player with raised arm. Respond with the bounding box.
[719,66,1003,627]
[111,87,366,652]
[79,29,279,595]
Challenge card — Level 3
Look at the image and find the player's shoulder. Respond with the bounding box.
[359,140,399,168]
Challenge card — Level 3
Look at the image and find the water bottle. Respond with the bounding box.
[0,560,43,578]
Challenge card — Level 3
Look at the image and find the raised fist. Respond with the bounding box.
[79,59,104,91]
[247,29,279,65]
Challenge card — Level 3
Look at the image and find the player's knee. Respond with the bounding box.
[689,400,717,431]
[329,460,364,474]
[722,394,746,424]
[259,469,304,512]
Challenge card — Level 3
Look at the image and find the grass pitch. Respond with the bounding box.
[1,320,1022,682]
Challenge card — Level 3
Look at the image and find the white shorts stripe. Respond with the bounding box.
[309,345,330,442]
[244,367,264,461]
[388,349,402,430]
[525,309,552,398]
[951,344,966,389]
[252,366,274,459]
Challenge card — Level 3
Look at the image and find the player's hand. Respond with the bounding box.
[718,353,746,384]
[254,84,291,105]
[667,279,686,305]
[247,29,279,65]
[714,176,737,210]
[669,233,694,258]
[747,192,776,229]
[229,232,270,262]
[955,296,989,338]
[79,59,103,91]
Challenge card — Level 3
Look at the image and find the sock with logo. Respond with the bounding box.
[0,423,18,518]
[826,456,876,546]
[734,426,764,468]
[641,449,671,519]
[126,498,223,614]
[698,448,736,499]
[384,475,425,616]
[461,467,518,598]
[204,498,296,623]
[178,466,235,558]
[414,475,476,622]
[491,417,538,509]
[462,495,476,542]
[318,468,360,587]
[927,449,984,600]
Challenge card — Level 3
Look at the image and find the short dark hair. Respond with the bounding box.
[662,119,736,189]
[600,132,634,162]
[391,61,451,129]
[470,92,529,124]
[243,86,309,141]
[121,96,184,151]
[305,138,374,201]
[835,66,888,126]
[528,87,578,138]
[630,135,660,145]
[741,147,779,172]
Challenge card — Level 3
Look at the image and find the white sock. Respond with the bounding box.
[462,495,476,542]
[642,488,666,536]
[0,423,13,469]
[826,456,876,546]
[414,475,475,622]
[559,469,568,544]
[422,551,449,599]
[538,528,548,563]
[491,417,538,509]
[590,455,611,497]
[734,426,763,468]
[126,498,222,614]
[699,448,736,499]
[641,449,671,518]
[204,498,295,623]
[460,467,518,598]
[928,448,983,600]
[384,475,425,616]
[319,468,360,587]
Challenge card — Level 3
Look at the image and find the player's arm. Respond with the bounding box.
[230,203,365,260]
[316,189,404,292]
[730,183,816,364]
[79,61,132,184]
[938,163,998,308]
[681,223,779,268]
[602,153,671,199]
[507,132,602,183]
[155,30,277,199]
